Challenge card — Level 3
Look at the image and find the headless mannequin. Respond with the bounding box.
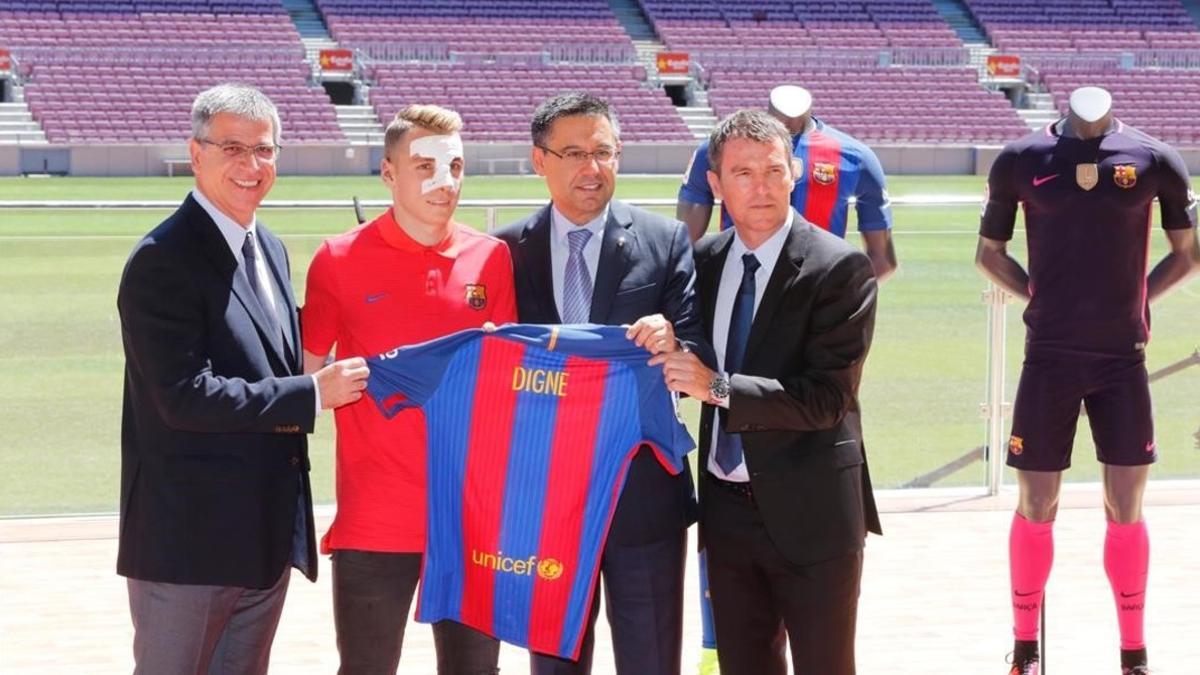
[1019,85,1148,527]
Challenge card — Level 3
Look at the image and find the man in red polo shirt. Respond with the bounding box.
[302,105,516,674]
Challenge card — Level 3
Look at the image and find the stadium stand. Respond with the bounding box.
[965,0,1200,145]
[319,0,635,59]
[639,0,1030,144]
[365,62,693,143]
[966,0,1200,53]
[645,0,964,53]
[1038,69,1200,145]
[318,0,693,142]
[1,0,344,143]
[3,0,1200,150]
[706,66,1028,144]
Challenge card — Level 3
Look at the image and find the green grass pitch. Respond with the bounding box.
[1,175,1197,515]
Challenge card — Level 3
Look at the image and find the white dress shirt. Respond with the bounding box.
[549,204,607,321]
[707,212,794,482]
[192,189,321,413]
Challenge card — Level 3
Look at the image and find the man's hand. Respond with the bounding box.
[650,349,715,402]
[626,313,678,355]
[315,357,370,409]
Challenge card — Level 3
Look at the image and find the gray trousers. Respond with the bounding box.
[127,569,290,675]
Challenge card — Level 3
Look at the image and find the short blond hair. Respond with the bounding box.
[384,104,464,158]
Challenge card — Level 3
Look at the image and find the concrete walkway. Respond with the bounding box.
[2,484,1197,674]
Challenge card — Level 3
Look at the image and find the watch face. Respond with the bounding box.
[709,376,730,399]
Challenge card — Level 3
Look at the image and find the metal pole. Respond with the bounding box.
[984,282,1008,496]
[1040,600,1047,673]
[484,206,498,233]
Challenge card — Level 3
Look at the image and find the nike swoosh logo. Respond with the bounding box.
[365,293,388,304]
[1120,591,1144,598]
[1014,590,1040,597]
[1032,174,1059,187]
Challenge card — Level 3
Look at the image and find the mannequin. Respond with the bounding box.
[977,82,1200,675]
[675,84,899,281]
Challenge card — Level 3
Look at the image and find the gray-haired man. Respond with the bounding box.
[117,83,367,673]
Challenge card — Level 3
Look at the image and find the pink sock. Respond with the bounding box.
[1105,519,1149,650]
[1009,512,1054,642]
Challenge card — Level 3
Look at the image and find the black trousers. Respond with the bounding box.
[332,550,500,675]
[702,474,864,675]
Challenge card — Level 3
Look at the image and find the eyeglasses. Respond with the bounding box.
[537,145,620,166]
[199,139,281,163]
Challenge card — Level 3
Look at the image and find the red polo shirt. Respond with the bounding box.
[303,208,517,553]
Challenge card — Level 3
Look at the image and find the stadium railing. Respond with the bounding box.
[692,47,971,69]
[1017,49,1200,71]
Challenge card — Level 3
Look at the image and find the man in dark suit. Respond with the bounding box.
[654,109,881,675]
[117,83,368,674]
[494,92,713,675]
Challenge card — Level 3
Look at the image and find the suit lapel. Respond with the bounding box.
[186,196,290,371]
[589,201,634,324]
[744,212,809,362]
[519,206,561,323]
[697,230,735,342]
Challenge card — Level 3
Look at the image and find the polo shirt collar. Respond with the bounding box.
[375,207,461,258]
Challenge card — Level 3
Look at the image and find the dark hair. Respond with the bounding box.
[530,92,621,147]
[706,109,793,174]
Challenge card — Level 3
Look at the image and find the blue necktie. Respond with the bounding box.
[715,252,761,475]
[562,228,593,324]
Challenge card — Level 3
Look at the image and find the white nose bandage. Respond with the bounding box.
[410,134,464,194]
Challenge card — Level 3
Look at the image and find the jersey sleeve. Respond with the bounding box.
[365,330,479,418]
[300,240,340,357]
[980,146,1021,241]
[853,145,893,232]
[636,362,696,471]
[677,143,715,206]
[1155,145,1197,231]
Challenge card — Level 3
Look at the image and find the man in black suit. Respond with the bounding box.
[654,109,881,675]
[494,92,712,675]
[117,83,368,674]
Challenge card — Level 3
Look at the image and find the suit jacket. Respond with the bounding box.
[116,194,318,589]
[695,212,882,566]
[494,200,715,545]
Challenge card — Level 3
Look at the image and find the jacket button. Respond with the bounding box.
[289,456,300,467]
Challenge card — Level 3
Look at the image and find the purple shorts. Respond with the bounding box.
[1007,352,1155,471]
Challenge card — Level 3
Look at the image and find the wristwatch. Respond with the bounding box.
[708,373,730,407]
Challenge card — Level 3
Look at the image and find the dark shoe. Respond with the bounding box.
[1006,640,1039,675]
[1121,647,1149,674]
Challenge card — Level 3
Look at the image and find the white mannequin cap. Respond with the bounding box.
[1068,86,1113,123]
[769,85,813,118]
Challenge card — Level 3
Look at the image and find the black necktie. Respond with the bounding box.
[715,252,761,474]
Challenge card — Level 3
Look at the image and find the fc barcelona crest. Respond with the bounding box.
[812,161,837,186]
[465,284,487,310]
[1113,164,1138,189]
[1008,435,1024,456]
